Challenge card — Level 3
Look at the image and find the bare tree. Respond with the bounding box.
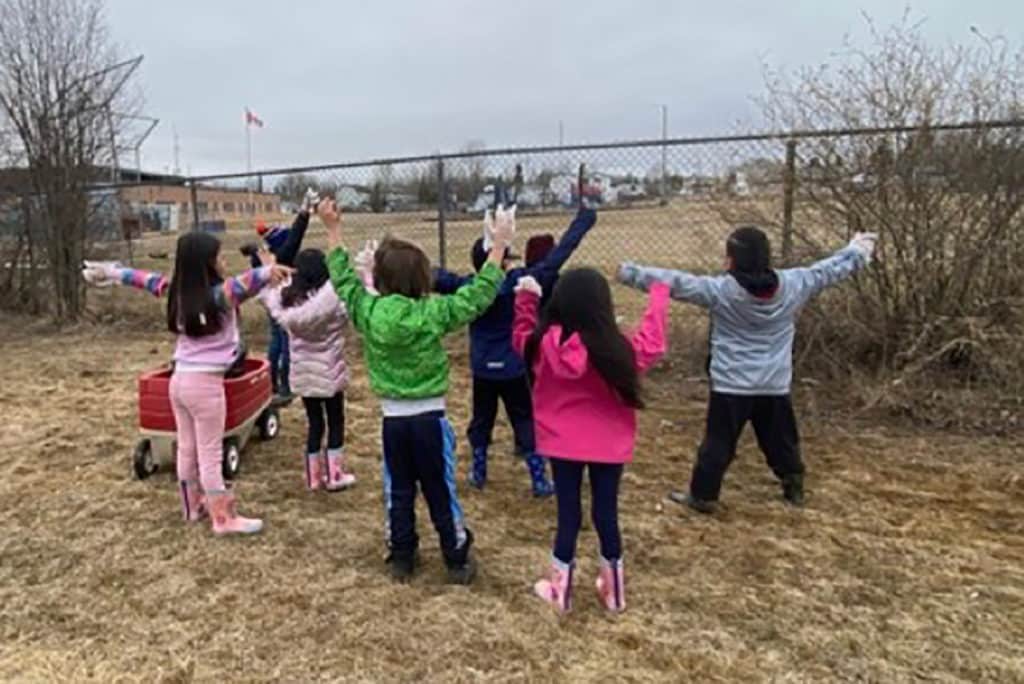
[739,12,1024,390]
[0,0,141,320]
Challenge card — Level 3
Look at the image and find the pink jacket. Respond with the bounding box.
[260,282,350,398]
[512,282,669,464]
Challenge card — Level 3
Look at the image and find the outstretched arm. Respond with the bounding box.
[423,264,503,335]
[786,234,876,305]
[629,282,669,373]
[617,263,722,310]
[212,267,275,309]
[527,207,597,288]
[83,262,169,297]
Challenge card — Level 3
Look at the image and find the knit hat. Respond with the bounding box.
[525,234,555,268]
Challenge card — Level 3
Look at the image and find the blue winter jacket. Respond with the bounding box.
[618,245,868,395]
[434,207,597,380]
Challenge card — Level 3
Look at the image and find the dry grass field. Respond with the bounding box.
[1,211,1022,682]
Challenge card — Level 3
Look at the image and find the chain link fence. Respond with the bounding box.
[3,120,1021,319]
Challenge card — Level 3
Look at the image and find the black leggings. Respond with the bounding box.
[550,459,624,564]
[301,393,345,455]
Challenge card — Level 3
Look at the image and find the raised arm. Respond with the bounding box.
[275,211,310,266]
[617,263,722,310]
[527,207,597,288]
[423,263,503,335]
[327,247,375,333]
[512,286,541,358]
[629,282,669,373]
[785,234,875,305]
[433,267,473,295]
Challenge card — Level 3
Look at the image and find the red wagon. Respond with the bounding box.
[132,358,281,480]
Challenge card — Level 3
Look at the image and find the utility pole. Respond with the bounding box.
[173,125,181,176]
[559,120,564,146]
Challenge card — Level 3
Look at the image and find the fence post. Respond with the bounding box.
[782,139,797,264]
[189,180,200,231]
[436,158,447,270]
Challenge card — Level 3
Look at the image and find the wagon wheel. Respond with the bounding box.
[221,438,242,481]
[132,439,157,480]
[257,408,281,441]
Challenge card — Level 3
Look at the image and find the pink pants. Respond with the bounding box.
[169,371,226,493]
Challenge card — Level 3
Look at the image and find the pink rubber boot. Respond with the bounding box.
[179,480,207,523]
[305,453,324,491]
[595,557,626,613]
[533,558,573,614]
[325,449,356,492]
[207,490,263,536]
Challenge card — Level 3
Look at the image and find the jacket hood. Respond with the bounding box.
[540,325,589,379]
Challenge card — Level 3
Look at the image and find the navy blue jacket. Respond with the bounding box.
[434,208,596,380]
[248,211,310,269]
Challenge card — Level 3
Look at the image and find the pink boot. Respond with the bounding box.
[595,557,626,613]
[533,558,573,614]
[325,449,356,492]
[305,453,324,491]
[179,480,207,522]
[207,490,263,536]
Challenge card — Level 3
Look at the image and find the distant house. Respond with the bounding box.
[336,186,370,209]
[469,184,543,212]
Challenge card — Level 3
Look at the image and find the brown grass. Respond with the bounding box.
[1,218,1022,682]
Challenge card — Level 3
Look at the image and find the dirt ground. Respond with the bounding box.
[1,219,1023,682]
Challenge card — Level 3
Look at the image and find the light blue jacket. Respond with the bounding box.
[618,246,868,395]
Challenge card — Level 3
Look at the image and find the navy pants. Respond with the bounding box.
[382,411,471,568]
[550,458,624,564]
[467,375,534,454]
[690,392,803,501]
[301,393,344,455]
[268,317,290,395]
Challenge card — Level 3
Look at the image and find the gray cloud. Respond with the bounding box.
[105,0,1023,175]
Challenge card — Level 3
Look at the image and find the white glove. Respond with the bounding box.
[848,232,878,264]
[482,204,516,252]
[82,260,122,287]
[301,187,321,213]
[354,239,379,293]
[515,275,542,298]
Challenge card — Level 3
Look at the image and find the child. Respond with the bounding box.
[320,198,512,584]
[258,248,355,492]
[241,188,320,403]
[433,207,596,496]
[512,268,669,614]
[82,233,290,535]
[618,227,877,512]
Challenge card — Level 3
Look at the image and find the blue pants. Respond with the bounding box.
[550,459,623,564]
[382,411,471,567]
[268,318,290,394]
[467,374,534,454]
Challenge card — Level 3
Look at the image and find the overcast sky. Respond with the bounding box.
[104,0,1022,176]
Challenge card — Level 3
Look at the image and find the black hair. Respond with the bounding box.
[471,237,511,273]
[524,267,643,408]
[281,248,329,308]
[167,232,223,337]
[727,226,772,272]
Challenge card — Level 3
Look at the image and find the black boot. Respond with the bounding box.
[444,529,477,585]
[668,490,717,514]
[387,550,417,583]
[782,474,805,507]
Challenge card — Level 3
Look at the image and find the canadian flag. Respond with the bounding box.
[244,108,264,128]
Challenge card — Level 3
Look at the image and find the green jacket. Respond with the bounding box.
[327,247,504,399]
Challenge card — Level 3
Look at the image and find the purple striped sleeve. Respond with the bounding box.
[214,267,272,309]
[118,268,169,297]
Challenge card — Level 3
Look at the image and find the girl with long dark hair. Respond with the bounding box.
[512,267,669,614]
[83,232,289,536]
[259,248,355,492]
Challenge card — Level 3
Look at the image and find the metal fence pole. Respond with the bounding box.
[436,158,447,269]
[189,180,200,231]
[660,104,668,206]
[782,139,797,263]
